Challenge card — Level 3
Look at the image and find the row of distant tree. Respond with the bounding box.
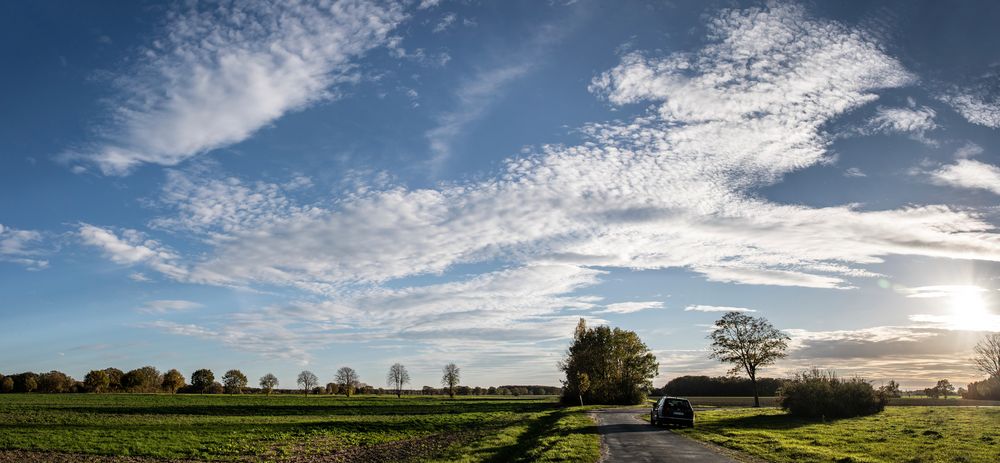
[0,365,560,397]
[654,375,785,397]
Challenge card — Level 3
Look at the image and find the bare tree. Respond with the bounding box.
[297,370,318,396]
[974,333,1000,379]
[386,363,410,398]
[259,373,279,395]
[335,367,360,397]
[441,363,460,398]
[709,312,790,407]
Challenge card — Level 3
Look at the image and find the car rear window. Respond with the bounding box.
[665,399,691,410]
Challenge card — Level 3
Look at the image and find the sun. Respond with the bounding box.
[949,287,990,330]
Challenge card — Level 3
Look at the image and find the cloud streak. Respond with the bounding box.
[77,0,405,175]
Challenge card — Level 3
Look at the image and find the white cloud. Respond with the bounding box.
[867,105,937,143]
[417,0,440,9]
[125,4,1000,374]
[77,0,406,175]
[900,284,989,299]
[162,3,1000,295]
[940,89,1000,129]
[599,301,665,314]
[0,224,49,270]
[954,142,984,159]
[150,167,316,238]
[930,159,1000,195]
[844,167,867,178]
[684,305,756,313]
[78,224,187,279]
[432,13,456,33]
[137,299,203,314]
[147,264,605,364]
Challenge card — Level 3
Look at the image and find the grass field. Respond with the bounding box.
[677,406,1000,463]
[0,394,599,462]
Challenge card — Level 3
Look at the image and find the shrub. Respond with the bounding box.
[779,369,887,419]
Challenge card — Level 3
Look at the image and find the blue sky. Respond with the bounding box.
[3,0,1000,390]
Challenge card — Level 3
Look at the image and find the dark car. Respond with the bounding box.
[650,396,694,427]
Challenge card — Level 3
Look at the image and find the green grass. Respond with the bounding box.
[0,394,599,462]
[677,406,1000,463]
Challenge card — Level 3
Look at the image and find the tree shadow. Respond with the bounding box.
[703,412,833,431]
[482,408,595,463]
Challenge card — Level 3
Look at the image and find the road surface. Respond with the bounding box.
[592,408,741,463]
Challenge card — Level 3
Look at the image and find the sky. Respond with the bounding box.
[2,0,1000,390]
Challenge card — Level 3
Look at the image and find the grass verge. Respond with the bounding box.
[676,406,1000,463]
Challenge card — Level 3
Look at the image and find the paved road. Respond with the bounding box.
[592,408,741,463]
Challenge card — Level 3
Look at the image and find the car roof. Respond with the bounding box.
[661,396,689,401]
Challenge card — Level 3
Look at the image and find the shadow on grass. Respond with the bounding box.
[480,409,594,463]
[700,411,844,431]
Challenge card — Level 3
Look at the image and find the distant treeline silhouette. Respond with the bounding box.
[0,368,560,396]
[655,375,785,397]
[962,376,1000,400]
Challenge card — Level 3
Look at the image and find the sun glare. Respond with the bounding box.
[949,287,990,330]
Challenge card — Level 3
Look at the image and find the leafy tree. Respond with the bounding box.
[122,366,161,393]
[104,368,124,392]
[923,387,941,399]
[259,373,279,394]
[334,367,359,397]
[38,371,74,393]
[386,363,410,398]
[974,333,1000,379]
[191,369,215,393]
[297,370,319,395]
[936,379,955,398]
[162,369,185,393]
[24,375,38,393]
[709,312,790,407]
[878,380,901,398]
[441,364,461,398]
[84,370,110,393]
[487,386,497,395]
[222,369,248,394]
[206,382,224,394]
[1,376,12,393]
[560,319,658,405]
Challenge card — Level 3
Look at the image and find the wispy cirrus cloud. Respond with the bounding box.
[73,0,406,175]
[685,305,756,313]
[137,299,203,314]
[0,223,49,270]
[78,224,187,279]
[598,301,665,314]
[900,284,989,299]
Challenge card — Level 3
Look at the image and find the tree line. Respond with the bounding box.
[0,363,562,397]
[655,375,785,397]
